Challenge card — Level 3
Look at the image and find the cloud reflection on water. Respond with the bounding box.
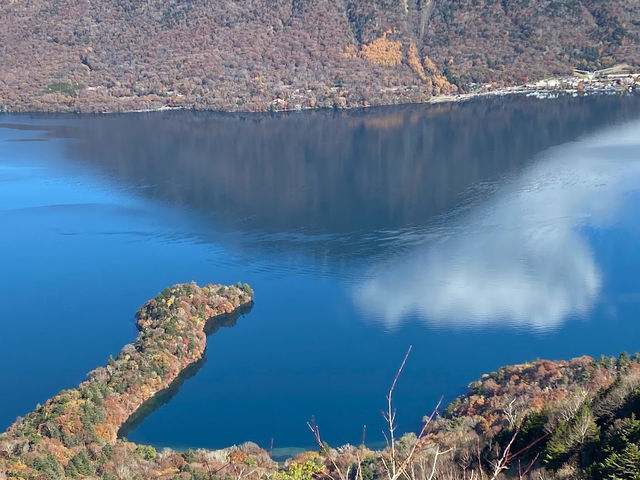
[355,119,640,332]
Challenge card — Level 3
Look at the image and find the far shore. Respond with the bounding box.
[2,66,638,116]
[124,70,640,114]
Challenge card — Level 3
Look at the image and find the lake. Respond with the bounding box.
[2,94,640,453]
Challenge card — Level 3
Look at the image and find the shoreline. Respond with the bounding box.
[1,88,636,117]
[2,283,639,479]
[122,84,640,114]
[1,70,638,116]
[1,282,255,478]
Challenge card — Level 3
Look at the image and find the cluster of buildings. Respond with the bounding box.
[466,64,640,101]
[532,64,640,93]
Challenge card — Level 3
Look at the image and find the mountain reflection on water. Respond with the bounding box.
[60,94,640,260]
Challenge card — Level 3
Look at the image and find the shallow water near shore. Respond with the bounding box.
[2,95,640,451]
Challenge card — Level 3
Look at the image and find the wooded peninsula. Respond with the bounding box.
[4,283,640,479]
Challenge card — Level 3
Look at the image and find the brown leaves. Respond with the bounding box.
[3,282,253,480]
[407,41,426,80]
[229,449,248,464]
[360,31,403,67]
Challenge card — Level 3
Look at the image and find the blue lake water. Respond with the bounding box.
[2,95,640,453]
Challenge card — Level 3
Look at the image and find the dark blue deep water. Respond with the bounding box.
[2,95,640,454]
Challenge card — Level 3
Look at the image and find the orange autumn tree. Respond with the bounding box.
[360,30,403,67]
[407,41,426,80]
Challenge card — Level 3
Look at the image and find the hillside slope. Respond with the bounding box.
[0,0,638,112]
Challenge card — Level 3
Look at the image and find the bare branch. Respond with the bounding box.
[307,420,348,480]
[385,346,413,480]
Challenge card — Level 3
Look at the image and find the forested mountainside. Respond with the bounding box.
[0,0,639,112]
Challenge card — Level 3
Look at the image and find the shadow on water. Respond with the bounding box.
[3,94,640,261]
[117,302,254,440]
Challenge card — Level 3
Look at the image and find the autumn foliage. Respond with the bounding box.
[4,281,640,478]
[360,31,403,67]
[0,0,637,112]
[0,282,253,479]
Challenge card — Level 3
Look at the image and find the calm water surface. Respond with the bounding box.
[2,95,640,452]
